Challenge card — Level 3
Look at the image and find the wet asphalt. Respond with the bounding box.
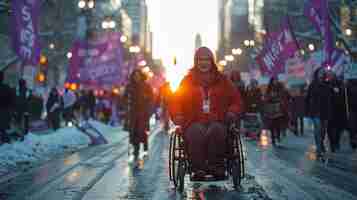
[0,125,356,200]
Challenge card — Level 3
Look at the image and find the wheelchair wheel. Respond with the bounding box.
[170,134,183,188]
[169,133,174,181]
[169,133,178,184]
[230,132,244,190]
[238,131,245,179]
[177,159,186,193]
[231,155,241,190]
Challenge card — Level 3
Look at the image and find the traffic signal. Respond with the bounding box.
[64,82,71,89]
[112,87,120,95]
[70,83,78,91]
[36,72,46,83]
[39,55,48,66]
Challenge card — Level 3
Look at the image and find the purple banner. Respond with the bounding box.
[11,0,41,66]
[256,19,299,76]
[304,0,333,67]
[68,32,124,88]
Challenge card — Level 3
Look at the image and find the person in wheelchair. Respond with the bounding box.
[170,47,242,181]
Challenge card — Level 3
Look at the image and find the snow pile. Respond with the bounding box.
[87,120,128,143]
[0,121,127,178]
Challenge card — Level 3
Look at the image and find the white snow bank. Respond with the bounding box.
[0,121,128,178]
[87,120,128,143]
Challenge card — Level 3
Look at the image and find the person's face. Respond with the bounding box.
[197,55,212,73]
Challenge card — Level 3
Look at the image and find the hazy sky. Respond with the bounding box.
[146,0,218,69]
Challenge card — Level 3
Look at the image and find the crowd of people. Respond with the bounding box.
[166,47,357,179]
[231,66,357,159]
[0,70,159,146]
[0,71,34,143]
[1,47,356,172]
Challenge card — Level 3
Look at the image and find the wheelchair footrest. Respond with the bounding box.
[190,174,229,182]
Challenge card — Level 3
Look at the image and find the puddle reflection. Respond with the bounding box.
[66,171,81,182]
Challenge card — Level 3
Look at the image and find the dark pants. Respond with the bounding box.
[90,106,96,119]
[48,111,60,130]
[293,116,304,135]
[16,112,29,135]
[0,110,12,142]
[185,122,227,172]
[349,112,357,149]
[268,117,284,145]
[63,106,74,124]
[327,124,342,152]
[130,119,149,160]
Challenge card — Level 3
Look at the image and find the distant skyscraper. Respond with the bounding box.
[218,0,229,60]
[195,33,202,50]
[122,0,148,47]
[224,0,250,72]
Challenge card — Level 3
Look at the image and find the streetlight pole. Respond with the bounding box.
[243,39,255,71]
[78,0,95,40]
[76,0,95,91]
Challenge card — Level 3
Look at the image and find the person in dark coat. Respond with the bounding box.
[326,73,348,152]
[0,71,16,143]
[16,79,30,135]
[46,88,61,130]
[158,81,172,132]
[245,79,262,113]
[305,67,332,158]
[291,85,306,136]
[88,90,96,119]
[125,69,154,162]
[264,77,289,146]
[79,90,90,120]
[230,70,246,111]
[347,79,357,150]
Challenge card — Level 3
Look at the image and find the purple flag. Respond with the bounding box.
[256,19,299,76]
[11,0,41,66]
[68,32,124,88]
[304,0,333,67]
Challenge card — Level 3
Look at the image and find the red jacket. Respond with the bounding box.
[169,70,242,129]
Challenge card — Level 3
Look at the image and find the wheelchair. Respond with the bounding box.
[168,121,245,192]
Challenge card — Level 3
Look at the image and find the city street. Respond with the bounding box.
[0,125,356,200]
[0,0,357,199]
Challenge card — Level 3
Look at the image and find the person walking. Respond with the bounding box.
[125,69,154,164]
[326,73,347,153]
[88,90,96,119]
[158,81,172,132]
[245,79,262,114]
[305,67,331,159]
[62,88,77,126]
[291,86,306,136]
[46,88,62,130]
[347,79,357,150]
[264,77,289,146]
[15,79,30,137]
[0,71,16,143]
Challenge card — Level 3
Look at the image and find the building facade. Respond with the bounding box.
[122,0,148,49]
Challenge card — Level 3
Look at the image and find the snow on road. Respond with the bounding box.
[0,121,127,178]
